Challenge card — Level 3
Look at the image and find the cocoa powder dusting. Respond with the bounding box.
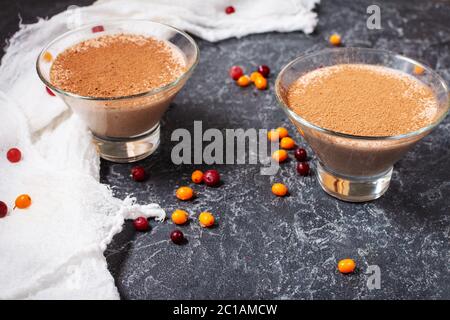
[287,64,439,136]
[50,34,186,97]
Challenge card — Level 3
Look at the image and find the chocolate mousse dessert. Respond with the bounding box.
[285,64,440,177]
[50,34,185,98]
[287,64,438,137]
[49,34,186,138]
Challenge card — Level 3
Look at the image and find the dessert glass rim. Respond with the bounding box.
[36,19,200,101]
[275,47,449,141]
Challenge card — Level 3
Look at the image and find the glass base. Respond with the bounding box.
[92,123,160,163]
[316,161,392,202]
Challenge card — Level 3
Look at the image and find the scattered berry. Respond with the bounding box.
[7,148,22,163]
[171,209,189,225]
[250,71,263,82]
[257,65,270,78]
[170,229,185,244]
[131,166,147,182]
[225,6,235,14]
[414,65,425,75]
[275,127,289,139]
[254,76,268,90]
[294,148,307,161]
[133,217,149,231]
[42,51,53,62]
[229,66,244,80]
[280,137,296,150]
[237,75,251,87]
[199,212,215,228]
[272,183,288,197]
[329,33,341,46]
[191,170,204,184]
[296,162,310,176]
[176,186,195,201]
[203,169,221,187]
[46,86,55,96]
[15,194,31,209]
[91,25,104,33]
[272,149,288,163]
[267,130,279,142]
[0,201,7,218]
[338,258,356,274]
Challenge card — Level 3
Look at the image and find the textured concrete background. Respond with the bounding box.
[1,0,449,299]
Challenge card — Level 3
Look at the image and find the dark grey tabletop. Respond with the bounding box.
[2,0,449,299]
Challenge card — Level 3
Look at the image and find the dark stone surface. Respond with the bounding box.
[2,0,449,300]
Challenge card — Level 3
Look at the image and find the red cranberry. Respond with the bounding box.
[91,25,104,33]
[203,169,220,187]
[225,6,235,14]
[229,66,243,80]
[294,148,307,161]
[131,166,147,182]
[170,229,185,244]
[7,148,21,163]
[46,86,55,96]
[297,162,310,176]
[0,201,7,218]
[257,65,270,78]
[133,217,149,231]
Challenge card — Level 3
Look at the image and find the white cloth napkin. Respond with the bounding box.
[0,0,319,299]
[86,0,319,42]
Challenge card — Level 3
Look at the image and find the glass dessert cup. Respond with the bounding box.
[275,48,449,202]
[37,20,199,163]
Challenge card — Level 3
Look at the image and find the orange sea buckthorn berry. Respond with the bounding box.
[199,211,215,228]
[250,71,263,82]
[43,51,53,62]
[280,137,296,150]
[272,183,288,197]
[254,76,268,90]
[237,75,251,87]
[275,127,289,139]
[272,149,288,163]
[175,186,194,201]
[191,170,204,184]
[267,129,279,142]
[338,258,356,274]
[414,65,425,75]
[15,194,32,209]
[329,33,341,46]
[171,209,189,225]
